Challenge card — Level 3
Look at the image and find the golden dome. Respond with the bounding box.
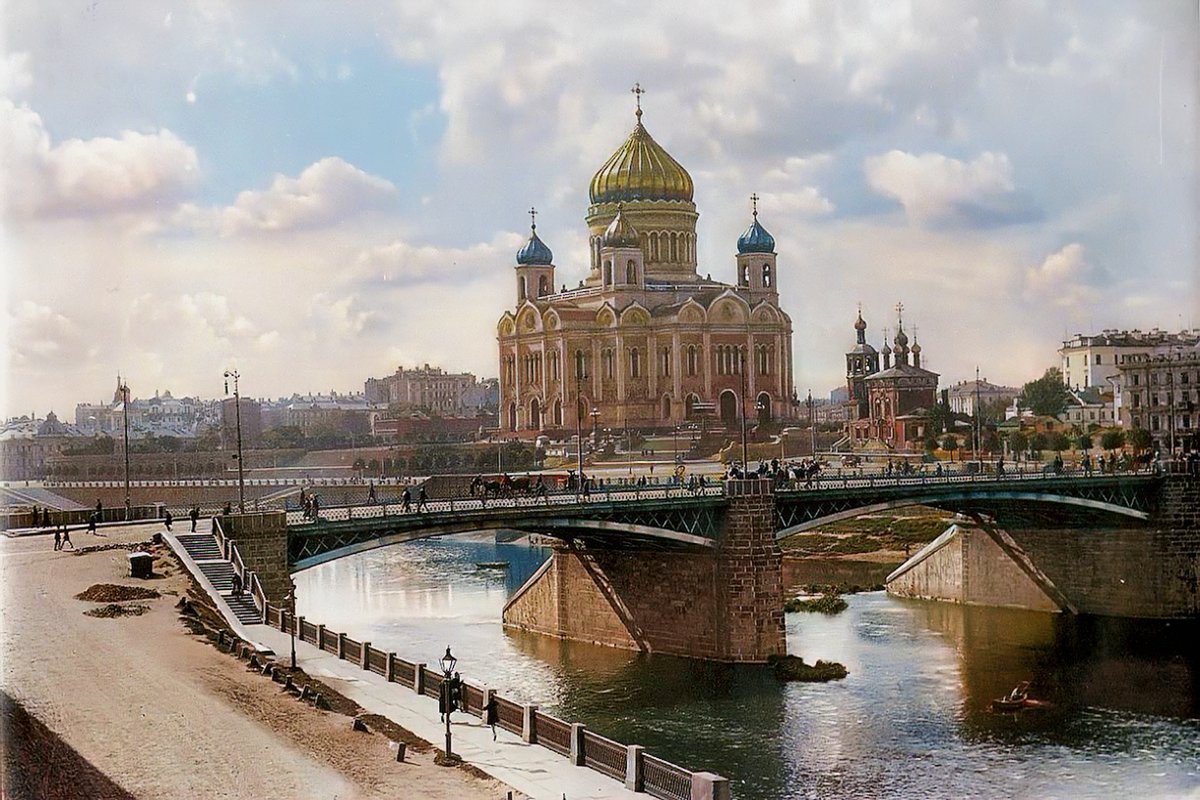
[589,113,694,205]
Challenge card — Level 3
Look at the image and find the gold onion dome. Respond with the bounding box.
[602,205,640,247]
[589,111,694,205]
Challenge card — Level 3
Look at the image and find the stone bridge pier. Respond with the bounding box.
[503,480,787,662]
[217,511,291,603]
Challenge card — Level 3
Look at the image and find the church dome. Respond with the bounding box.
[516,225,553,265]
[894,327,909,349]
[602,206,640,248]
[854,311,867,332]
[911,341,922,354]
[736,216,775,254]
[589,112,694,205]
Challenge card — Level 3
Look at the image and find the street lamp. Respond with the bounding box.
[806,389,816,457]
[575,368,587,495]
[739,349,749,470]
[118,378,131,520]
[439,646,458,761]
[223,369,245,513]
[590,406,601,448]
[287,578,298,670]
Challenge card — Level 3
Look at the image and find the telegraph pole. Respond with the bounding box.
[119,377,131,520]
[224,370,245,513]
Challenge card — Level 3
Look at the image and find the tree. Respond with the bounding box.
[1047,432,1071,452]
[941,434,959,460]
[1100,430,1126,452]
[1029,432,1048,459]
[1020,368,1071,417]
[1077,433,1093,452]
[1127,428,1153,454]
[1009,431,1029,461]
[923,433,939,452]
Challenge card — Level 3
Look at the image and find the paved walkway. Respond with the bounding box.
[168,530,643,800]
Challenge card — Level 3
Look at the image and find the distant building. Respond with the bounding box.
[1117,343,1200,453]
[947,379,1020,416]
[220,397,263,447]
[265,392,372,436]
[0,412,87,480]
[365,364,487,414]
[74,378,217,439]
[1060,328,1200,390]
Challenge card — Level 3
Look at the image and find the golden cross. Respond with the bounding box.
[750,192,760,218]
[631,82,645,118]
[528,206,537,230]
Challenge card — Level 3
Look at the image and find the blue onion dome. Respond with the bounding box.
[737,213,775,254]
[516,224,553,265]
[602,206,640,247]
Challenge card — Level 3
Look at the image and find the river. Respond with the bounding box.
[294,535,1200,799]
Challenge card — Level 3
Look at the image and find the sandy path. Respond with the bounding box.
[1,528,512,799]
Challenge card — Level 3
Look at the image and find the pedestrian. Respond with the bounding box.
[367,483,377,504]
[312,495,320,519]
[484,694,499,741]
[53,527,61,551]
[417,487,428,512]
[163,509,173,531]
[190,505,199,532]
[222,501,232,516]
[402,488,412,512]
[31,505,39,528]
[60,527,73,550]
[95,498,103,517]
[230,572,243,598]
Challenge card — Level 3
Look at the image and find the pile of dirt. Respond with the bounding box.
[84,603,151,618]
[75,584,160,602]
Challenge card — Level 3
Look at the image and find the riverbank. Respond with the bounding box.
[0,525,515,800]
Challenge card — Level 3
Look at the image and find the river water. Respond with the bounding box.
[294,536,1200,799]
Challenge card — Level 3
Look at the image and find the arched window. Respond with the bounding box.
[630,348,641,378]
[661,346,671,377]
[604,261,612,285]
[762,263,772,288]
[574,350,586,380]
[553,399,563,426]
[687,345,698,376]
[538,275,550,296]
[603,349,615,380]
[518,276,527,300]
[626,260,637,284]
[661,395,671,419]
[739,264,749,286]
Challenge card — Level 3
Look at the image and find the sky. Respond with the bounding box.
[2,1,1197,417]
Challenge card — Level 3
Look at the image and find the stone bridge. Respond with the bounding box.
[218,469,1196,663]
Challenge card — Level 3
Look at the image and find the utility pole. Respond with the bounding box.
[119,377,131,520]
[975,366,982,464]
[807,389,816,457]
[575,366,585,494]
[224,370,245,513]
[740,349,749,469]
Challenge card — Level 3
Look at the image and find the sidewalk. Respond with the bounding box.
[250,624,643,800]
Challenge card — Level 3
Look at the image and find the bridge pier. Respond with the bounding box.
[502,481,785,662]
[219,511,291,603]
[888,472,1200,618]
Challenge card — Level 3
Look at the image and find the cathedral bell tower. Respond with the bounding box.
[514,207,555,302]
[598,205,644,289]
[735,194,778,302]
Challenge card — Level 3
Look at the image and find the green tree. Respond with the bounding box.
[1020,368,1071,416]
[923,432,939,452]
[1100,430,1126,451]
[1029,432,1048,459]
[1047,432,1071,452]
[1127,427,1153,454]
[262,426,306,449]
[1009,431,1029,460]
[941,434,959,460]
[1077,433,1093,452]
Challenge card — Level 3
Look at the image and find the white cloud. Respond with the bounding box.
[6,300,93,368]
[1024,243,1099,310]
[0,99,198,218]
[0,51,33,95]
[179,157,397,236]
[864,149,1015,224]
[352,233,521,285]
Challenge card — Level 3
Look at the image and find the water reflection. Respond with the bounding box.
[296,537,1200,799]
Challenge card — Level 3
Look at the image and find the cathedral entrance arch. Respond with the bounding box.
[553,399,563,426]
[661,395,671,420]
[529,398,541,431]
[719,390,739,428]
[685,394,700,419]
[756,392,772,425]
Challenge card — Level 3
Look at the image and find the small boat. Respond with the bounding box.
[475,561,510,570]
[991,681,1030,712]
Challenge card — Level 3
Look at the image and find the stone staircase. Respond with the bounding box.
[176,532,263,625]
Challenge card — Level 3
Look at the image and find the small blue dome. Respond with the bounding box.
[516,226,553,265]
[737,216,775,254]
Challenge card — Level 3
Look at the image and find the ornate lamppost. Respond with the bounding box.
[439,646,458,762]
[223,369,245,513]
[739,349,749,469]
[806,389,816,457]
[118,377,131,519]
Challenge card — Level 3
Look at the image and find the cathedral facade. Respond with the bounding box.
[497,98,795,435]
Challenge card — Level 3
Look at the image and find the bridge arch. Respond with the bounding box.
[774,490,1152,540]
[292,518,716,572]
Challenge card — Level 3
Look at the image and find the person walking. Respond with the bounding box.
[190,505,199,532]
[230,572,243,598]
[53,527,61,551]
[417,487,429,512]
[60,527,73,550]
[402,488,412,513]
[95,499,103,518]
[367,483,377,504]
[484,694,499,741]
[163,509,173,531]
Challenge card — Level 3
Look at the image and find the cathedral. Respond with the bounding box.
[497,90,795,435]
[844,306,940,451]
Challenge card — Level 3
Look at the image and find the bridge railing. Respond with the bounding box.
[775,463,1159,493]
[255,598,722,799]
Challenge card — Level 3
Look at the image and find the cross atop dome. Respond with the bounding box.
[631,82,645,119]
[751,192,760,219]
[895,301,905,327]
[528,206,538,230]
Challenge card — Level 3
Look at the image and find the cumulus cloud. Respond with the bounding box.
[352,233,521,285]
[0,51,33,95]
[6,301,93,367]
[1024,243,1099,309]
[0,99,199,218]
[178,157,397,235]
[863,149,1021,225]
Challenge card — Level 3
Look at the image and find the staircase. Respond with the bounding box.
[176,532,263,625]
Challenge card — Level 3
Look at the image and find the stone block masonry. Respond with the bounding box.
[503,484,786,662]
[221,512,290,603]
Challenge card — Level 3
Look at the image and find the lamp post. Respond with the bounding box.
[287,578,297,670]
[739,350,749,469]
[590,406,600,448]
[223,369,245,513]
[673,425,679,466]
[439,646,458,762]
[806,389,816,458]
[118,378,131,520]
[575,368,587,494]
